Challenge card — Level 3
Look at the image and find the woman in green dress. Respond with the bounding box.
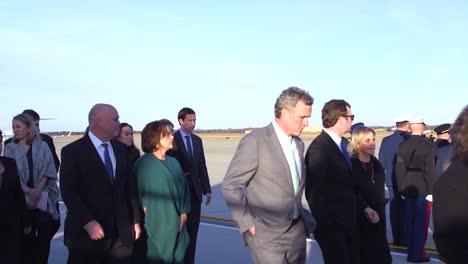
[134,119,191,264]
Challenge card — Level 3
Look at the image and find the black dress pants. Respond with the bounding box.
[21,210,60,264]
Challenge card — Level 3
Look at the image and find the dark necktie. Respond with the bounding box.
[102,143,114,184]
[340,139,352,169]
[185,135,193,162]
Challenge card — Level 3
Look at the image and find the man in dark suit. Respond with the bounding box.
[4,109,60,170]
[171,107,212,264]
[60,103,141,264]
[395,118,436,263]
[305,99,361,264]
[378,117,410,246]
[433,123,453,177]
[223,87,316,263]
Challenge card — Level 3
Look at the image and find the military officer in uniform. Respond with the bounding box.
[395,118,436,263]
[433,123,453,177]
[378,117,410,246]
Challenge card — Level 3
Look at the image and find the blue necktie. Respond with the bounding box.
[185,135,193,162]
[340,139,352,169]
[102,143,114,184]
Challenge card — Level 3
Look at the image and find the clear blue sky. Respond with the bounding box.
[1,0,467,132]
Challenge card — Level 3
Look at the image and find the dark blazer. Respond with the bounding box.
[434,139,453,177]
[378,130,410,187]
[171,130,211,201]
[305,131,357,234]
[0,156,28,227]
[59,135,141,250]
[0,157,28,264]
[395,135,436,198]
[5,133,60,171]
[433,157,468,263]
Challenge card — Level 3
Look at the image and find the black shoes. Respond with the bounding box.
[407,256,430,263]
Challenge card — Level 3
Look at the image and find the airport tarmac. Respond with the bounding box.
[47,133,442,263]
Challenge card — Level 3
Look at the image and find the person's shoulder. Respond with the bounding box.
[35,138,50,148]
[167,155,179,164]
[111,139,127,151]
[436,158,468,188]
[419,137,433,147]
[312,131,329,143]
[40,133,54,141]
[134,153,151,164]
[191,133,203,141]
[62,135,88,151]
[307,132,327,149]
[3,137,13,145]
[0,156,16,166]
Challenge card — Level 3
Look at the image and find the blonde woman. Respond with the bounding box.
[349,126,391,264]
[4,113,59,264]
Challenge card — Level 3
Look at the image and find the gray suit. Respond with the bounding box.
[222,123,315,264]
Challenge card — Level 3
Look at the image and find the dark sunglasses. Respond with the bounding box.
[342,115,355,121]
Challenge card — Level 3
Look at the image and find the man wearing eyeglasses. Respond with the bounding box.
[305,99,360,264]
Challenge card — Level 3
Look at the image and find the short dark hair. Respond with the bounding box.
[141,119,174,153]
[22,109,40,121]
[322,99,351,128]
[177,107,196,122]
[120,122,133,132]
[396,121,409,128]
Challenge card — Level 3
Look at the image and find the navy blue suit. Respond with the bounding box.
[378,130,410,246]
[171,130,211,264]
[434,139,453,177]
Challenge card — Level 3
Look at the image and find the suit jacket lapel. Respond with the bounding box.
[294,136,307,193]
[83,135,117,186]
[320,132,351,172]
[175,130,190,162]
[111,140,124,186]
[266,124,295,194]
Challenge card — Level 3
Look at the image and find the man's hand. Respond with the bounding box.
[133,223,141,240]
[205,193,212,205]
[249,225,256,237]
[84,220,105,240]
[385,185,394,201]
[364,207,380,224]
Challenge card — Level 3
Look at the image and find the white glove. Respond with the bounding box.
[425,195,433,202]
[385,185,394,201]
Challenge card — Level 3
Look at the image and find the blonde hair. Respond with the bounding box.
[348,126,375,157]
[12,113,40,145]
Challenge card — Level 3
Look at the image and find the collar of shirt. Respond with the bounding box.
[323,128,342,150]
[272,120,301,178]
[88,131,116,172]
[179,128,190,138]
[178,128,192,151]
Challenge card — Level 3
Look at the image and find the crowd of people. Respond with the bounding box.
[1,106,212,264]
[0,92,467,264]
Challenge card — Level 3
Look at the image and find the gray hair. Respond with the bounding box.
[274,86,314,118]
